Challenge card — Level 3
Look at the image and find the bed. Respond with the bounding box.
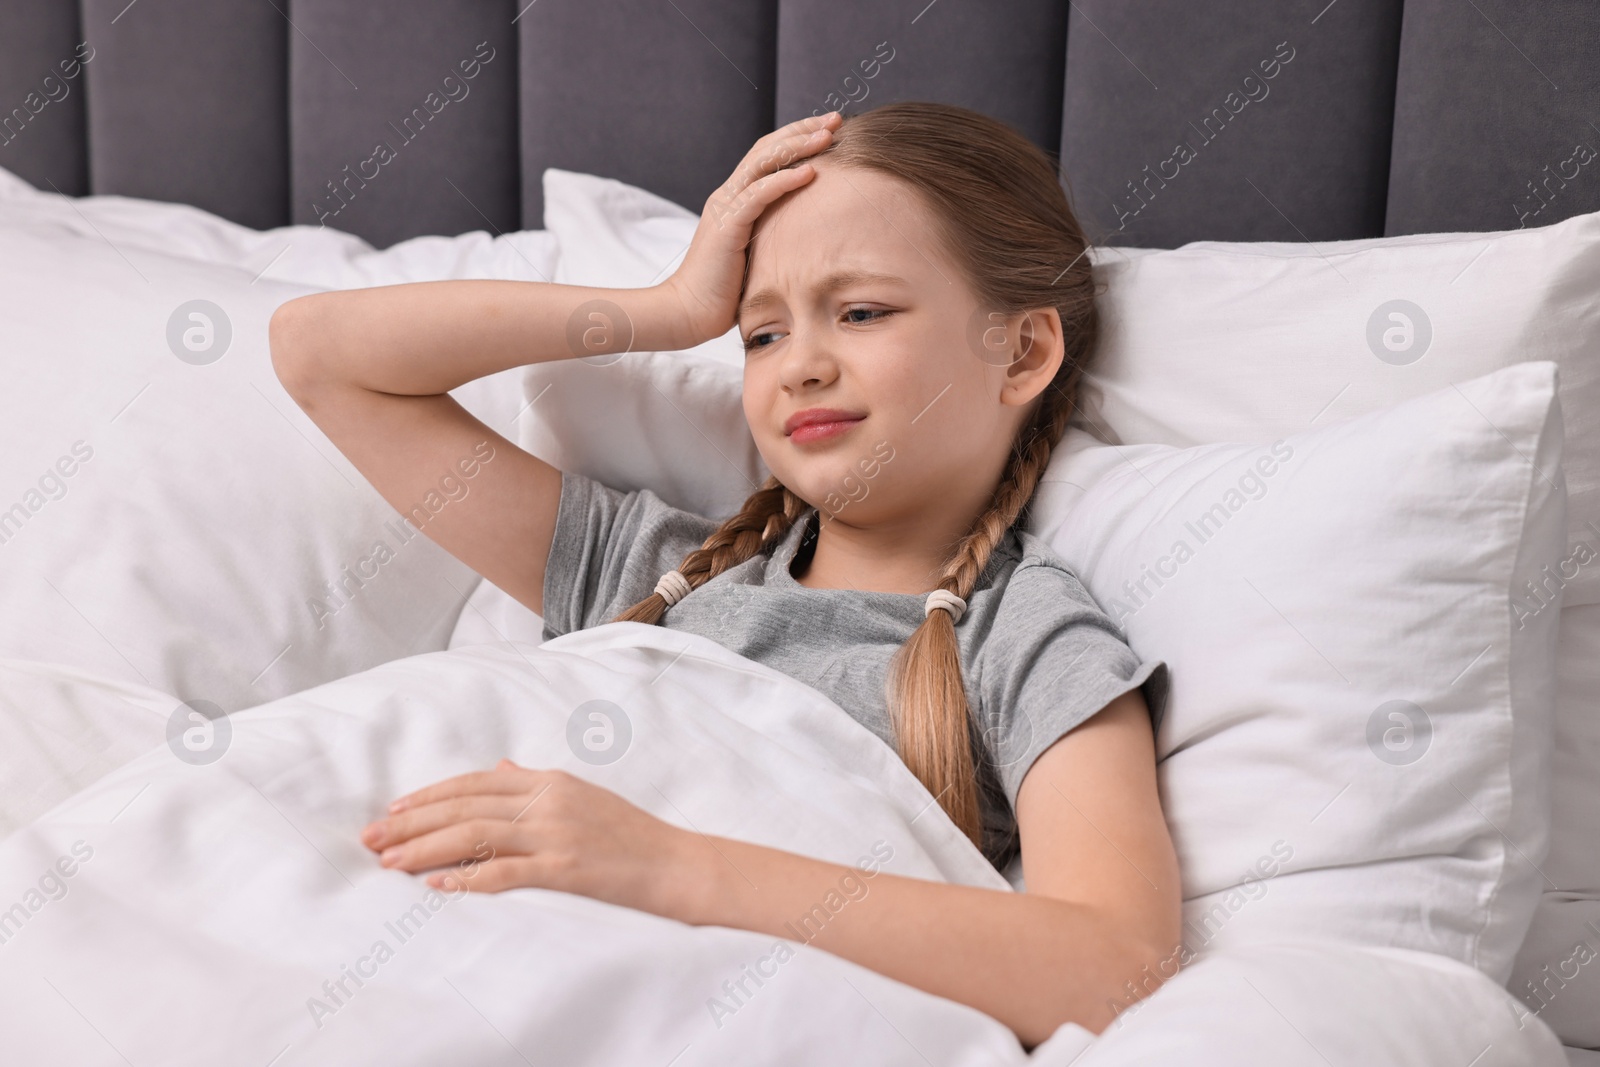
[2,1,1598,1063]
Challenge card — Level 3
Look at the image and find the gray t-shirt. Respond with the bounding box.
[542,470,1169,871]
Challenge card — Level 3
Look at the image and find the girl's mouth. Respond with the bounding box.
[789,417,864,445]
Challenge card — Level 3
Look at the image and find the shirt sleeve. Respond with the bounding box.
[540,469,722,640]
[978,555,1170,811]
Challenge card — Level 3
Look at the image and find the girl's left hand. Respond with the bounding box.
[360,759,701,919]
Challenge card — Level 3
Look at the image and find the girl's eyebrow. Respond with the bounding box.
[738,269,907,317]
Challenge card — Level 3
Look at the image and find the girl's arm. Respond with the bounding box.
[677,689,1181,1046]
[268,110,840,618]
[269,282,691,617]
[363,689,1181,1049]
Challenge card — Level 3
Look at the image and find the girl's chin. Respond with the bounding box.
[762,471,823,509]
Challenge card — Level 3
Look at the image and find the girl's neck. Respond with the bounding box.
[788,509,978,596]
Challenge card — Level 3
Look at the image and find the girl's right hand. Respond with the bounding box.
[657,110,843,349]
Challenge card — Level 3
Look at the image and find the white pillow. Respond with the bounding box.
[1078,210,1600,1042]
[1509,600,1600,1046]
[0,163,558,292]
[0,163,556,450]
[1078,211,1600,604]
[0,222,555,711]
[1025,361,1565,985]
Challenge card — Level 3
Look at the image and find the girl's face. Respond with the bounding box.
[738,163,1061,527]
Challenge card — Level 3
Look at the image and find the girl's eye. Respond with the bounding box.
[742,329,782,351]
[742,308,893,350]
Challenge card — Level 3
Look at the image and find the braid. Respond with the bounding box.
[610,374,1081,854]
[609,475,809,625]
[609,370,1084,852]
[887,366,1082,850]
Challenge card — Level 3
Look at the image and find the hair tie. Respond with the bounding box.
[654,570,693,607]
[924,588,967,624]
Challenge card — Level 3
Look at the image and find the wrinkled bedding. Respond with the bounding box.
[0,624,1566,1065]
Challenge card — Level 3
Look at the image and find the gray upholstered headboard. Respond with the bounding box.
[3,0,1597,250]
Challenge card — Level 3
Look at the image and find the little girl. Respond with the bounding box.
[271,101,1178,1047]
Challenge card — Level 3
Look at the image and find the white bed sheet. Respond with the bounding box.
[0,624,1567,1065]
[0,659,170,840]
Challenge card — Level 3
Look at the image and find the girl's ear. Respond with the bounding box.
[999,308,1065,409]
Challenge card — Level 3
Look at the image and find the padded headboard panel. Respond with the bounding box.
[2,0,1597,248]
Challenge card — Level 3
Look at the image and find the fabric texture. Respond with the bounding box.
[1073,207,1600,1043]
[542,469,1170,871]
[1029,361,1565,985]
[0,625,1565,1065]
[0,625,1023,1065]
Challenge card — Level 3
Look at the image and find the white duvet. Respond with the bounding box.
[0,624,1567,1065]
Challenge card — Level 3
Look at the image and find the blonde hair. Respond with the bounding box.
[612,101,1098,850]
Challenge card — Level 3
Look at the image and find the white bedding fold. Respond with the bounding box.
[0,622,1570,1064]
[0,658,172,840]
[0,622,1022,1066]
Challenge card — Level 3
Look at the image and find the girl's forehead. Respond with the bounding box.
[760,167,931,243]
[747,168,952,289]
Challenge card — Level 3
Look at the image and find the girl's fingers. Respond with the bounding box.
[712,163,818,232]
[667,111,839,341]
[725,112,839,199]
[364,792,534,850]
[373,816,527,874]
[749,122,834,174]
[747,110,839,163]
[387,762,543,813]
[428,854,544,894]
